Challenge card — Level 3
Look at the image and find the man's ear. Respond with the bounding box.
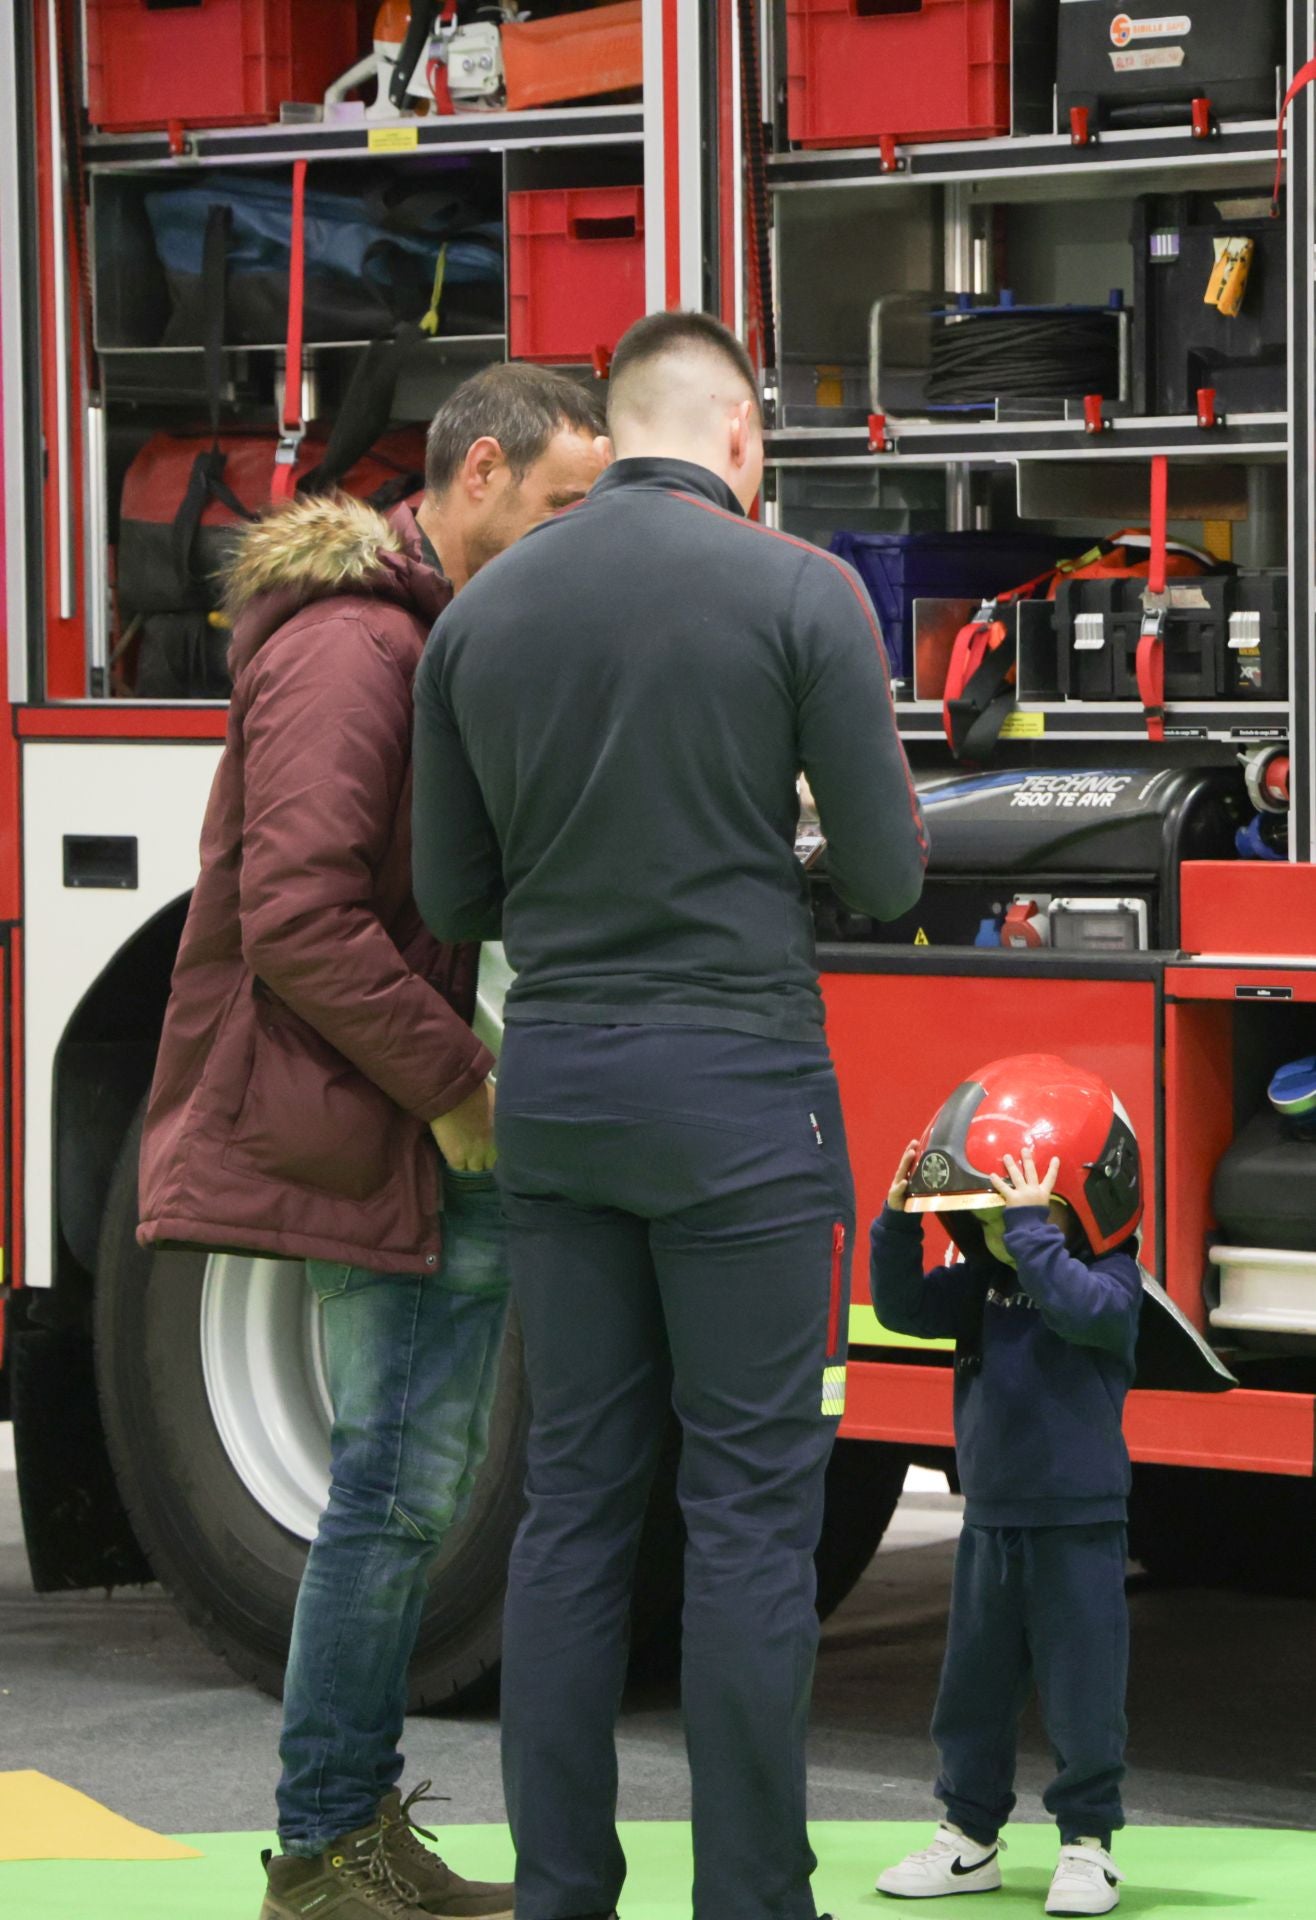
[593,433,615,469]
[728,399,753,471]
[461,435,505,500]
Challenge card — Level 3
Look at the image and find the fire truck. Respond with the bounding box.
[1,0,1312,1709]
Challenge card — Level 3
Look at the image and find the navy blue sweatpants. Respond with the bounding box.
[493,1021,855,1920]
[933,1521,1129,1849]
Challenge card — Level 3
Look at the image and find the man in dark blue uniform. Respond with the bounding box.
[412,311,928,1920]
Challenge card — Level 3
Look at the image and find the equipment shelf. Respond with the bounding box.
[84,104,645,175]
[767,120,1281,198]
[892,702,1290,745]
[767,417,1289,468]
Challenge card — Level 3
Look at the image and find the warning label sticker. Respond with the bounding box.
[1110,12,1192,46]
[1111,46,1186,70]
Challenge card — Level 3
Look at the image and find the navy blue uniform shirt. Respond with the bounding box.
[870,1205,1142,1527]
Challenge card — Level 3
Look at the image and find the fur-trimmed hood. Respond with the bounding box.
[225,494,448,679]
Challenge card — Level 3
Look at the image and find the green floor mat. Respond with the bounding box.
[1,1820,1310,1920]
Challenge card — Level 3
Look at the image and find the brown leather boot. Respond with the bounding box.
[377,1785,515,1919]
[259,1814,430,1918]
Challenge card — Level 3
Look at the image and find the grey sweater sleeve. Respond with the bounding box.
[794,553,929,920]
[411,620,506,943]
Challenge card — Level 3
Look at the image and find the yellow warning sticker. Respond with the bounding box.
[368,125,420,152]
[999,711,1046,739]
[914,928,930,946]
[821,1365,847,1418]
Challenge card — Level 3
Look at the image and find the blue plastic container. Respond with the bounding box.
[829,531,1087,679]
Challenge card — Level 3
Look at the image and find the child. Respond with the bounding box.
[871,1054,1143,1917]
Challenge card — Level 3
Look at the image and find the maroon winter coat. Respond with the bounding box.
[137,496,494,1274]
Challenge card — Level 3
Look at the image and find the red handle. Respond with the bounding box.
[272,158,309,503]
[1274,58,1316,210]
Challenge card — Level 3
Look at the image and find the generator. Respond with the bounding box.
[810,766,1248,952]
[1056,0,1284,131]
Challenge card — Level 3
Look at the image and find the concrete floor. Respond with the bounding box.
[0,1464,1313,1839]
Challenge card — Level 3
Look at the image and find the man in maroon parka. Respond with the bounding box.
[138,365,609,1920]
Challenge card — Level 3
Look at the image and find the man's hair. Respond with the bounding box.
[606,311,760,430]
[425,362,605,497]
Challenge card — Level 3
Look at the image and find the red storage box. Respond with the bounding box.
[508,187,645,366]
[786,0,1012,151]
[85,0,361,133]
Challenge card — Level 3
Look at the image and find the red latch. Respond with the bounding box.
[428,56,454,116]
[1069,106,1092,147]
[1002,901,1048,950]
[1196,386,1219,430]
[878,133,900,174]
[1083,393,1108,435]
[591,345,613,380]
[868,411,888,453]
[1191,96,1215,140]
[167,119,186,157]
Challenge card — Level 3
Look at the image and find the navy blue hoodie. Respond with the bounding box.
[870,1206,1142,1528]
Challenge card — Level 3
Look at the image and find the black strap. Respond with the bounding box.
[389,0,439,109]
[299,325,426,496]
[946,616,1019,762]
[172,204,258,595]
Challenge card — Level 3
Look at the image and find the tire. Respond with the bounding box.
[95,1104,533,1707]
[815,1437,911,1617]
[1129,1462,1316,1597]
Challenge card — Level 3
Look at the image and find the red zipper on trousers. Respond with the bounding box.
[827,1222,846,1357]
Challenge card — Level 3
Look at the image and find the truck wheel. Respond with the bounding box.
[94,1104,532,1706]
[815,1438,911,1616]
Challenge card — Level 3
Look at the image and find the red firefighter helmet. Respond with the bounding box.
[905,1053,1142,1254]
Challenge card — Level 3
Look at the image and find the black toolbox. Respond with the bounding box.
[1056,572,1290,703]
[1131,191,1288,416]
[1057,0,1283,130]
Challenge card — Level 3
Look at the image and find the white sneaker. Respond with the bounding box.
[876,1824,1004,1898]
[1046,1842,1125,1915]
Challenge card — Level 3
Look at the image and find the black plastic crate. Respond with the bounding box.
[1057,0,1283,130]
[1056,572,1289,703]
[1131,190,1287,417]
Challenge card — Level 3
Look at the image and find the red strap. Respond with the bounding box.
[1136,626,1166,746]
[272,158,309,502]
[1274,58,1316,212]
[1148,454,1168,597]
[942,620,991,748]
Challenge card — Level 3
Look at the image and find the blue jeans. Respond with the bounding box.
[276,1171,509,1854]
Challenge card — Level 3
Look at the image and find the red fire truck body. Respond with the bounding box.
[0,1,1312,1698]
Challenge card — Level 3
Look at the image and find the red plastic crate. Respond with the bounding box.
[508,187,646,366]
[785,0,1012,151]
[85,0,361,133]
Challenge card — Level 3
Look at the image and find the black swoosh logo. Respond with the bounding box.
[951,1851,998,1877]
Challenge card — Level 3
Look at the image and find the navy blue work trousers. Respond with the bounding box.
[933,1520,1130,1850]
[494,1020,855,1920]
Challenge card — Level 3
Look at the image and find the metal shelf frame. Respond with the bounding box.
[84,104,646,175]
[751,0,1316,807]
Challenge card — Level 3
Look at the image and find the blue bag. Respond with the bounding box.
[145,168,504,346]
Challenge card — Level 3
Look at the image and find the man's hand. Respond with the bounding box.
[888,1139,920,1212]
[429,1079,497,1174]
[990,1151,1060,1210]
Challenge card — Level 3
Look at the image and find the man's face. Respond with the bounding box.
[469,427,610,575]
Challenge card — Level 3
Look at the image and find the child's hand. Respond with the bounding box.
[888,1140,921,1212]
[990,1151,1060,1209]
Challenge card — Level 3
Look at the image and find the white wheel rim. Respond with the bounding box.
[200,1253,332,1542]
[198,945,512,1543]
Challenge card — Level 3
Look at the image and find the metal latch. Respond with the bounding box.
[1229,611,1263,650]
[1074,612,1107,651]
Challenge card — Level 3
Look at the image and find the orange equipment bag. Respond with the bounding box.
[943,530,1217,762]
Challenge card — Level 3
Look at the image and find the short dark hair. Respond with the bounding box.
[425,362,605,497]
[607,311,760,428]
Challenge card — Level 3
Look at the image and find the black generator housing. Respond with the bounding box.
[810,767,1248,951]
[1132,191,1288,417]
[1213,1111,1316,1253]
[1057,0,1283,130]
[1056,572,1290,704]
